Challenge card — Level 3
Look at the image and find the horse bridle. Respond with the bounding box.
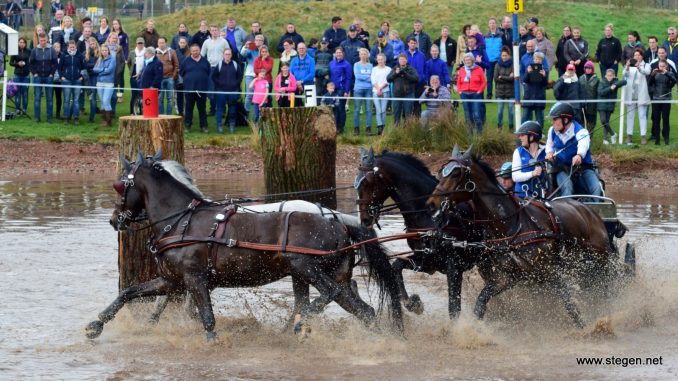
[113,163,146,230]
[433,158,478,213]
[354,164,387,228]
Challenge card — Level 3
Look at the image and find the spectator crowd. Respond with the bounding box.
[8,11,678,144]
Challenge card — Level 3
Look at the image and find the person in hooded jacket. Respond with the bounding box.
[579,60,599,132]
[59,40,85,124]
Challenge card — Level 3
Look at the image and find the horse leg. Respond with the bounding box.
[86,277,176,339]
[552,275,586,329]
[183,274,217,341]
[446,256,463,319]
[392,258,424,314]
[285,276,310,333]
[473,281,508,320]
[148,295,171,324]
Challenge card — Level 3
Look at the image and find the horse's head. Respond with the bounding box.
[354,147,390,227]
[110,150,162,230]
[427,144,479,212]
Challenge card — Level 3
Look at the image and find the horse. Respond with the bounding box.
[355,147,483,319]
[426,146,621,328]
[86,152,403,341]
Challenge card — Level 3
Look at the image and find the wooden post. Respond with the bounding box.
[260,106,337,209]
[117,115,184,291]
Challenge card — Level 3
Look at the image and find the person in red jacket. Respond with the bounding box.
[456,52,487,134]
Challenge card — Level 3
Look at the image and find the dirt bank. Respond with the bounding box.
[1,139,677,189]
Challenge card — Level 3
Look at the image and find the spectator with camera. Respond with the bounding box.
[418,74,450,127]
[387,53,419,127]
[622,48,651,145]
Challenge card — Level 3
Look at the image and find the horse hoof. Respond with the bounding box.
[294,323,311,342]
[206,331,218,342]
[85,320,104,339]
[405,294,425,315]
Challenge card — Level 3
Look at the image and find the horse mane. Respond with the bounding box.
[157,160,206,199]
[378,150,437,183]
[472,155,507,194]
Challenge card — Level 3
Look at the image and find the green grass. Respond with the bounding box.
[4,0,678,162]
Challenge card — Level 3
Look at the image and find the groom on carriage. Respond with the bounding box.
[544,102,603,199]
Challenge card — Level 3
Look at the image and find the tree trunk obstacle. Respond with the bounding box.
[117,115,184,291]
[260,106,337,209]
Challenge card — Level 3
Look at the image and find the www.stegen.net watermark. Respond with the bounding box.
[576,356,664,367]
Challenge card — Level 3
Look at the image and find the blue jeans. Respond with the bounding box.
[373,92,388,126]
[13,74,30,112]
[159,78,175,115]
[33,75,54,121]
[353,88,373,130]
[244,75,254,117]
[555,167,602,199]
[392,92,414,126]
[215,93,240,129]
[460,92,483,134]
[98,86,115,111]
[496,97,514,129]
[599,63,618,77]
[486,62,496,98]
[62,79,81,118]
[522,107,544,128]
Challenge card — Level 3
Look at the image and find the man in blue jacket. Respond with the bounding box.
[322,16,346,52]
[59,40,85,125]
[545,102,602,199]
[485,18,504,99]
[212,48,244,133]
[405,37,426,116]
[424,44,449,87]
[139,47,164,90]
[29,33,58,123]
[340,25,364,66]
[370,31,394,67]
[328,47,352,134]
[290,42,316,106]
[181,44,211,133]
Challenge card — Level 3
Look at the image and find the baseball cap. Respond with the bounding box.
[377,31,385,38]
[136,37,144,44]
[528,17,539,24]
[331,16,342,23]
[320,37,329,44]
[566,63,576,71]
[584,60,595,69]
[349,25,357,32]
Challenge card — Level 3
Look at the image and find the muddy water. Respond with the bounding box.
[0,176,677,380]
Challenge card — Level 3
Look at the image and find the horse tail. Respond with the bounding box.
[346,225,404,334]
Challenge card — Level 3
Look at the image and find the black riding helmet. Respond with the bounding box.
[515,120,543,143]
[548,102,575,124]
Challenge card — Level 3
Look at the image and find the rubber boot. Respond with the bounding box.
[353,127,360,136]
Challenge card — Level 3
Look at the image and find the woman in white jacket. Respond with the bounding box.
[623,48,651,144]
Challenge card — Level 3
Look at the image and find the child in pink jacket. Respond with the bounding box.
[250,69,269,121]
[274,61,297,107]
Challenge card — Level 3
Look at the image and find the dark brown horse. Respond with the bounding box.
[86,153,402,341]
[427,147,622,328]
[355,147,483,318]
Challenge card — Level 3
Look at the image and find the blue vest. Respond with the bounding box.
[550,121,593,168]
[514,146,547,198]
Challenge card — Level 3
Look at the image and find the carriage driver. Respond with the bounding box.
[512,121,547,198]
[545,102,603,198]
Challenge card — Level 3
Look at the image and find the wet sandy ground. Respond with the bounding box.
[1,178,677,380]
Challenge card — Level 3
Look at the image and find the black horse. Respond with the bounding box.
[355,147,483,319]
[86,153,402,341]
[427,147,622,328]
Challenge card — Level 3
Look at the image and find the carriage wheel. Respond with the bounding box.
[624,242,636,277]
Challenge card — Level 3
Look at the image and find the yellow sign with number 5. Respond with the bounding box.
[506,0,523,12]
